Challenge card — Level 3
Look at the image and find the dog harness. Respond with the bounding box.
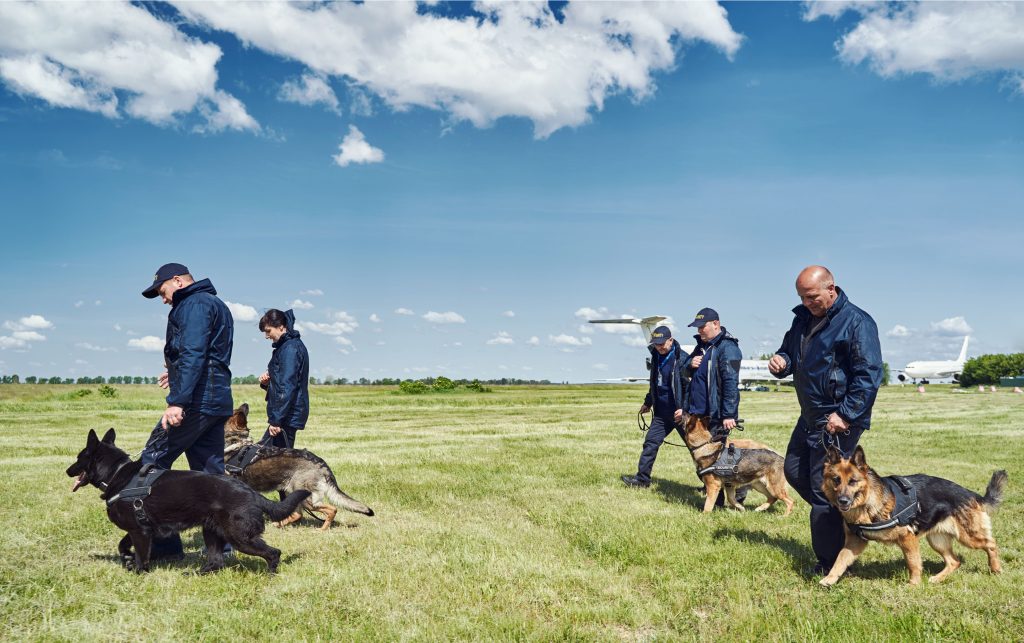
[105,463,167,529]
[849,476,919,539]
[224,443,263,476]
[697,443,743,477]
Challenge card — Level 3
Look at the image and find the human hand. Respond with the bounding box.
[640,403,651,414]
[768,355,787,375]
[674,409,683,424]
[161,405,184,430]
[722,418,737,431]
[825,412,849,434]
[259,371,270,385]
[690,355,703,370]
[158,371,169,389]
[268,425,282,437]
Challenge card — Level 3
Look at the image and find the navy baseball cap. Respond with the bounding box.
[649,325,672,345]
[142,263,189,298]
[687,307,719,327]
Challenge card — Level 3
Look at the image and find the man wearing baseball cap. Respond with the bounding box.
[680,307,746,506]
[139,263,235,559]
[621,325,688,488]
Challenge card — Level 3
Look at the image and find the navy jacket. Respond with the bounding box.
[262,309,309,430]
[772,288,883,429]
[681,328,742,423]
[164,279,234,416]
[644,343,688,417]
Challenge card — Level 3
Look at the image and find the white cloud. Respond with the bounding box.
[94,300,102,306]
[74,300,84,308]
[930,316,972,336]
[574,306,608,320]
[128,335,164,352]
[805,2,1024,92]
[224,300,258,323]
[333,125,384,167]
[333,311,357,323]
[76,342,113,352]
[886,324,911,338]
[335,336,354,347]
[549,334,592,348]
[297,312,358,336]
[0,336,26,349]
[113,323,122,331]
[0,2,259,132]
[369,313,381,323]
[12,331,45,342]
[290,299,315,310]
[621,336,649,348]
[394,307,415,316]
[172,1,743,138]
[300,289,324,296]
[5,315,54,331]
[423,311,466,324]
[578,324,595,335]
[527,336,540,346]
[486,331,515,346]
[502,310,515,318]
[278,72,340,113]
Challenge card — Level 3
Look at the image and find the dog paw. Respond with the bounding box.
[819,576,838,587]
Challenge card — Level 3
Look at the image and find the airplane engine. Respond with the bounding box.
[952,373,960,383]
[897,373,907,382]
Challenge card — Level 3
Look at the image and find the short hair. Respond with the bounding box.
[258,309,288,332]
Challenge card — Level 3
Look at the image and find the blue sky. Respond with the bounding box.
[1,1,1022,383]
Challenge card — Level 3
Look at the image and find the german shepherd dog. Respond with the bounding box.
[67,428,310,574]
[820,445,1006,586]
[681,415,794,515]
[224,404,374,530]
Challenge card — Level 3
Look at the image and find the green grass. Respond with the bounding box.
[1,384,1022,641]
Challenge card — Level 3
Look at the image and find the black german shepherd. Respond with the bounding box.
[67,428,310,574]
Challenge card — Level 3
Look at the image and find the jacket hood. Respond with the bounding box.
[284,309,297,333]
[274,309,300,347]
[171,278,216,306]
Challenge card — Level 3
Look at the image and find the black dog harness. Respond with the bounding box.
[849,476,919,539]
[105,463,166,529]
[697,443,743,477]
[224,443,263,476]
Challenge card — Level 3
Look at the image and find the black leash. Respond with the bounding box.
[636,409,744,448]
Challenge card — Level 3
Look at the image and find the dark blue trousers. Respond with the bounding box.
[636,414,681,484]
[140,412,229,557]
[261,426,298,449]
[784,416,864,569]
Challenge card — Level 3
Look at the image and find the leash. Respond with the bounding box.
[637,409,743,449]
[816,416,851,451]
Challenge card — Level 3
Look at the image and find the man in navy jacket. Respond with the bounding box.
[138,263,234,558]
[769,266,882,575]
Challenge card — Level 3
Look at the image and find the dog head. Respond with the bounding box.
[224,403,251,446]
[66,428,119,492]
[683,414,712,444]
[822,445,870,512]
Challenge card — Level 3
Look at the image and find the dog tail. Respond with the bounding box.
[261,490,312,522]
[320,476,374,516]
[982,470,1008,508]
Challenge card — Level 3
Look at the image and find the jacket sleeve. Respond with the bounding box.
[836,317,883,425]
[772,320,799,379]
[267,342,302,427]
[719,343,742,419]
[165,300,213,408]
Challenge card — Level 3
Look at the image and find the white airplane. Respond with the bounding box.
[588,316,791,385]
[896,336,969,384]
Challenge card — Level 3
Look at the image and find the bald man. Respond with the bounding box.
[768,266,883,576]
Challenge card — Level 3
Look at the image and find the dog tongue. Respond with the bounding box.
[71,473,86,492]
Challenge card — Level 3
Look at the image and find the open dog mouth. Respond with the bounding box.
[71,472,88,492]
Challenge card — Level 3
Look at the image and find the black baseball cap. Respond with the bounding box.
[649,325,672,345]
[687,307,719,327]
[142,263,189,298]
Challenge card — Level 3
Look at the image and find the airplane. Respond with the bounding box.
[588,316,792,385]
[896,336,969,384]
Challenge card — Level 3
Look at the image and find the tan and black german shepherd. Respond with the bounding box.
[224,404,374,530]
[682,415,794,515]
[820,445,1006,586]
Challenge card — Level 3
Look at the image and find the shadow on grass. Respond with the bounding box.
[651,477,705,509]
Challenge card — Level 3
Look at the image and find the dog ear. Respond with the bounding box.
[240,402,249,416]
[824,445,842,465]
[851,445,867,469]
[87,429,98,448]
[102,428,116,444]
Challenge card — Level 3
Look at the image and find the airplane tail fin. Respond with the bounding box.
[957,336,970,364]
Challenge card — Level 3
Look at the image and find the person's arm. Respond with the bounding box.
[267,343,301,427]
[836,318,883,426]
[165,300,213,408]
[769,321,798,379]
[720,344,741,422]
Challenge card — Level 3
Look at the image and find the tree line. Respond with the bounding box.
[959,353,1024,387]
[1,375,556,386]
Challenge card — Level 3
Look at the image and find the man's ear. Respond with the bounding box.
[102,428,116,444]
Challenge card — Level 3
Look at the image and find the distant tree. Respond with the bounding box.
[960,353,1024,387]
[98,384,117,398]
[63,378,73,384]
[432,376,456,391]
[398,380,428,394]
[339,377,349,385]
[133,376,144,385]
[25,376,37,384]
[881,362,890,386]
[358,378,369,385]
[309,376,319,385]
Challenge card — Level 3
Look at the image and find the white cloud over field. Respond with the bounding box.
[128,336,163,352]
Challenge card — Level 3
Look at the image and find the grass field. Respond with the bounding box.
[1,383,1022,641]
